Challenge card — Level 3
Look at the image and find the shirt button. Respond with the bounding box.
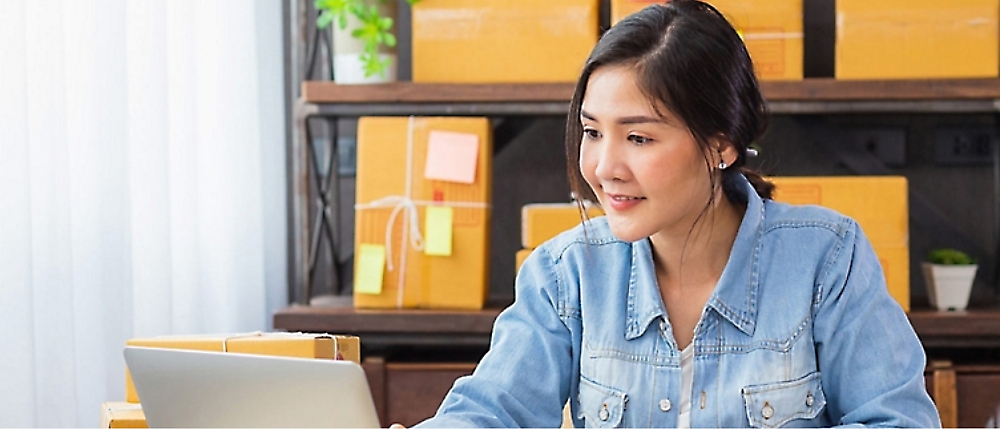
[599,404,609,421]
[762,402,774,420]
[806,392,815,407]
[659,398,672,412]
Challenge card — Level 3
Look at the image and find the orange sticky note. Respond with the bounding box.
[424,131,479,184]
[424,206,453,256]
[355,244,386,295]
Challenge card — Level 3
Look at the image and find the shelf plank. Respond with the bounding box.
[274,303,1000,348]
[273,303,504,336]
[908,308,1000,348]
[302,78,1000,104]
[302,81,576,104]
[762,78,1000,101]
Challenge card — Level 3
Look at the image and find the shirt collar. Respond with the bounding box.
[624,174,764,340]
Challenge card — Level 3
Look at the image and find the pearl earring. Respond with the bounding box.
[718,161,728,170]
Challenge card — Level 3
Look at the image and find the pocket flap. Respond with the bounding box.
[742,372,826,428]
[578,377,627,428]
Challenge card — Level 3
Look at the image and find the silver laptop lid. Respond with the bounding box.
[124,346,380,428]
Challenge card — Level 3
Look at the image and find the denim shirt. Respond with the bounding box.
[416,176,940,428]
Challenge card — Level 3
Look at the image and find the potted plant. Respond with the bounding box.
[922,248,978,311]
[315,0,420,84]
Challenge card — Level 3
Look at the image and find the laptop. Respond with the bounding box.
[124,346,380,428]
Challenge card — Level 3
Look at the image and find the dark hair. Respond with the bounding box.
[566,0,774,218]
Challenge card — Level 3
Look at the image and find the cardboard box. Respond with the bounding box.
[355,117,491,309]
[522,203,605,248]
[124,333,359,403]
[412,0,599,83]
[515,249,533,273]
[770,176,909,311]
[101,402,147,428]
[611,0,803,80]
[836,0,999,79]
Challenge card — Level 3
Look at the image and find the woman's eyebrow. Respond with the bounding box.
[581,110,663,125]
[618,115,662,125]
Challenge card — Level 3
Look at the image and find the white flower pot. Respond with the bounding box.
[330,0,397,84]
[921,262,978,311]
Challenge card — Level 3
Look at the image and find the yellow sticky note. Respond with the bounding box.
[355,244,386,295]
[424,131,480,184]
[424,206,453,256]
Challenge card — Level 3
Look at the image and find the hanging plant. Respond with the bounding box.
[315,0,421,78]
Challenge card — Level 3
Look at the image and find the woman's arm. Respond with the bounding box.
[813,220,941,428]
[414,247,575,428]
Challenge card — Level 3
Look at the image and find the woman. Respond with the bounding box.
[413,1,940,427]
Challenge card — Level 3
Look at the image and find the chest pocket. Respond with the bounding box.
[578,376,627,428]
[741,371,826,428]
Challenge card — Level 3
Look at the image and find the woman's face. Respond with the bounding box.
[579,65,719,243]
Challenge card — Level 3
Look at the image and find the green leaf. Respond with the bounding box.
[384,32,397,47]
[315,12,332,29]
[927,248,976,265]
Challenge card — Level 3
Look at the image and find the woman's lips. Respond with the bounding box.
[605,192,646,211]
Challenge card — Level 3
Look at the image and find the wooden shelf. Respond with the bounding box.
[299,78,1000,115]
[274,301,1000,349]
[907,308,1000,348]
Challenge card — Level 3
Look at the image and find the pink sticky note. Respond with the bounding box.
[424,131,479,184]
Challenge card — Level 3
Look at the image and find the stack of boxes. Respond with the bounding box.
[102,333,360,428]
[352,117,493,310]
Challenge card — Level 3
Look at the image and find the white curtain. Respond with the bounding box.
[0,0,288,426]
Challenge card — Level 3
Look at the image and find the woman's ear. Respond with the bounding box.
[711,136,738,168]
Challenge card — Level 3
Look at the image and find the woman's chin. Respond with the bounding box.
[606,219,650,243]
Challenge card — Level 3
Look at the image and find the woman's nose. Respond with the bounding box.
[593,141,628,182]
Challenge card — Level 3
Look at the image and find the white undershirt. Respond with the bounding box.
[678,343,695,428]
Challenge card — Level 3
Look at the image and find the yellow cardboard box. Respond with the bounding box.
[355,117,492,309]
[101,402,147,428]
[836,0,999,79]
[521,203,605,248]
[412,0,599,83]
[611,0,803,80]
[124,333,359,403]
[515,248,533,273]
[770,176,910,311]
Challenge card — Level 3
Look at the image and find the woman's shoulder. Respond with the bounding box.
[762,199,859,237]
[534,215,629,261]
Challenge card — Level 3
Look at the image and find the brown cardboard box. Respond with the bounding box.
[770,176,910,311]
[101,402,146,428]
[836,0,999,79]
[521,203,605,248]
[124,333,359,403]
[354,117,491,309]
[412,0,599,83]
[611,0,803,80]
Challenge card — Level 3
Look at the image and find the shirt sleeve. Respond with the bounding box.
[413,246,574,428]
[813,220,941,428]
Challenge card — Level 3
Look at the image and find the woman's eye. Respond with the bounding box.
[583,128,601,140]
[629,134,652,145]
